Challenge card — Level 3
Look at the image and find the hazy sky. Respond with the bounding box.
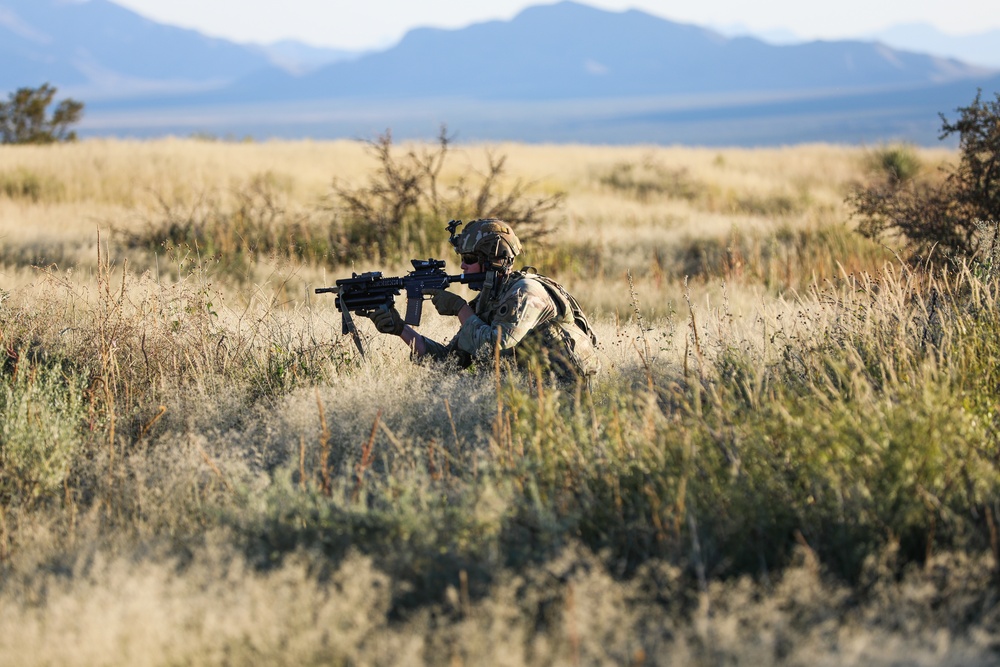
[111,0,1000,50]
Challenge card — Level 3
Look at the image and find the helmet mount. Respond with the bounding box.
[446,219,464,252]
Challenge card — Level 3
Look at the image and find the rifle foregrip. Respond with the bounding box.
[405,297,422,326]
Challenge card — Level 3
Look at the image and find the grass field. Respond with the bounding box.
[1,137,998,666]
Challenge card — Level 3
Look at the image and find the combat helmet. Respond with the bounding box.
[447,218,522,270]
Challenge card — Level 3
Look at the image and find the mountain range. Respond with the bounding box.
[219,3,990,103]
[0,0,276,97]
[2,0,999,145]
[868,23,1000,70]
[714,22,1000,69]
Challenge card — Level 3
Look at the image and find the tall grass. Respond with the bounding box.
[0,139,996,666]
[2,254,997,665]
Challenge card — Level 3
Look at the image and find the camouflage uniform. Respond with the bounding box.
[421,219,600,385]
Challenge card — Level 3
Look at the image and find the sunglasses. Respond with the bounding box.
[461,254,481,265]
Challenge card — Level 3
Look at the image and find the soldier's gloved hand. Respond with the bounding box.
[426,289,467,316]
[367,304,405,335]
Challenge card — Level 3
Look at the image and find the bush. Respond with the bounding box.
[850,90,1000,260]
[0,355,87,505]
[868,143,922,185]
[329,127,565,262]
[0,84,84,145]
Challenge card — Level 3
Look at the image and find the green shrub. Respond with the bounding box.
[851,91,1000,260]
[0,354,87,505]
[868,144,922,184]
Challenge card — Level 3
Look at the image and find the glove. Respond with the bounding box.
[367,304,405,335]
[426,289,467,317]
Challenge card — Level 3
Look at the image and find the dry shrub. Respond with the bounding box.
[329,128,565,263]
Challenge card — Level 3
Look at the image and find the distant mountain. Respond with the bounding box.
[705,21,1000,69]
[868,23,1000,69]
[710,22,804,46]
[0,0,274,98]
[4,0,994,104]
[3,0,998,146]
[207,1,991,105]
[254,40,363,75]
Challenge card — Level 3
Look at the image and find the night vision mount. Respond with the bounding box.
[446,219,465,251]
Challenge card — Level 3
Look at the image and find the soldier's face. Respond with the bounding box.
[461,255,482,273]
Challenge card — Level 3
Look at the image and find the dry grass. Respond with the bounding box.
[2,138,997,666]
[1,540,996,666]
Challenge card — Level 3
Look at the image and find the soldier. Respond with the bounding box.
[365,219,600,386]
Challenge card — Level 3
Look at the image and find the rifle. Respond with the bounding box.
[315,258,485,356]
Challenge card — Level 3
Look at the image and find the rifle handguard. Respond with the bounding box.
[314,261,487,330]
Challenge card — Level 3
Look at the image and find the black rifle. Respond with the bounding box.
[315,258,485,355]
